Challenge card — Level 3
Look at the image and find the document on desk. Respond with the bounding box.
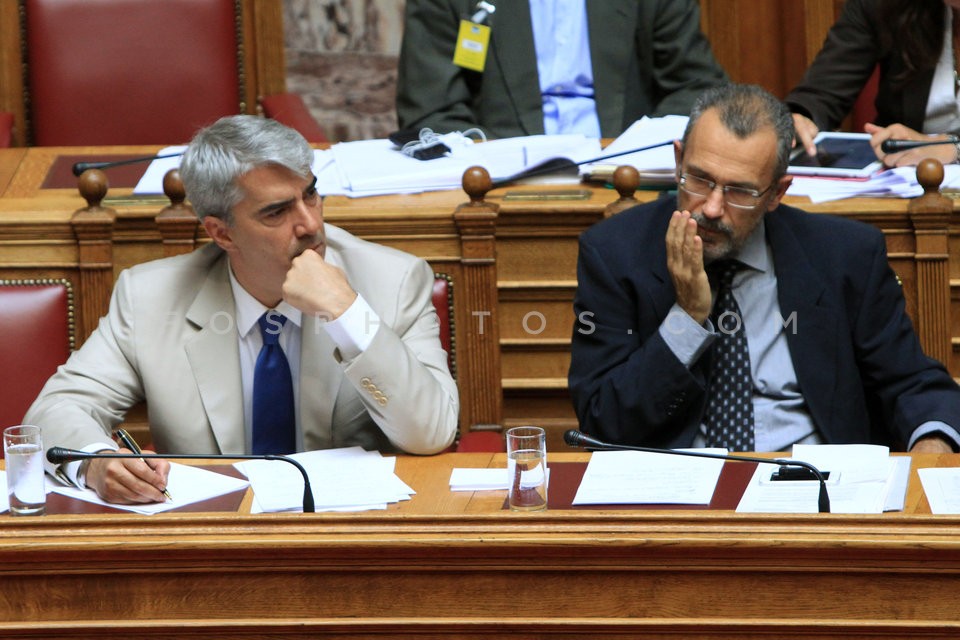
[572,449,726,505]
[786,163,960,203]
[132,145,187,195]
[579,115,687,183]
[917,467,960,514]
[325,134,601,196]
[235,446,415,513]
[47,462,250,515]
[736,444,909,514]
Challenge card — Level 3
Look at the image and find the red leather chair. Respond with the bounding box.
[0,280,74,442]
[432,274,504,452]
[851,65,880,134]
[1,0,326,147]
[0,112,12,148]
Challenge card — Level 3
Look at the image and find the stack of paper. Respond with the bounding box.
[449,468,509,491]
[736,444,910,514]
[235,446,414,513]
[135,135,603,198]
[579,115,686,185]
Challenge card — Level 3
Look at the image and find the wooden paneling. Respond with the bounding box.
[2,452,960,638]
[700,0,839,97]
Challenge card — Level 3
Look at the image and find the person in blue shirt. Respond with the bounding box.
[396,0,728,139]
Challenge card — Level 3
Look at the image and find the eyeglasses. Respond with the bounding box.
[678,173,774,210]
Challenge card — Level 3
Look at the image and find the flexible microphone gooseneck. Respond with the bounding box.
[491,140,674,187]
[71,151,185,177]
[46,447,315,512]
[563,429,830,513]
[880,136,959,154]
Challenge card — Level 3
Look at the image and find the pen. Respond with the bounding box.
[115,428,173,501]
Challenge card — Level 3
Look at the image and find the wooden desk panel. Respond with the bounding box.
[1,452,960,638]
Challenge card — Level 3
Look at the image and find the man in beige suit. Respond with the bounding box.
[26,115,459,504]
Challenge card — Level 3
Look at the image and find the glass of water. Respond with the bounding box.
[506,426,547,511]
[3,425,46,516]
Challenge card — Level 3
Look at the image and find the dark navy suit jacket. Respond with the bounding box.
[568,196,960,450]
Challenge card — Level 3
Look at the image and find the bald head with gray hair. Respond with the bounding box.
[681,83,795,180]
[179,115,314,223]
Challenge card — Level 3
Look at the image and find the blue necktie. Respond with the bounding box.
[252,311,296,455]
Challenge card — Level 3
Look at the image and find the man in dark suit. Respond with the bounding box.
[396,0,727,139]
[568,83,960,453]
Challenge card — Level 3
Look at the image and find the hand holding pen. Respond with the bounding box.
[116,428,173,501]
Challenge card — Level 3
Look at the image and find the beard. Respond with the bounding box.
[691,212,737,263]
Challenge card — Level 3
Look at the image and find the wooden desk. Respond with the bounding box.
[1,147,957,450]
[2,451,960,638]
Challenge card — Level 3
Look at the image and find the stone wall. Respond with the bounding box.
[283,0,405,142]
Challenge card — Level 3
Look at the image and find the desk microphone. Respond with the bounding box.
[46,446,315,512]
[880,136,958,154]
[563,429,830,513]
[71,151,184,177]
[491,140,674,188]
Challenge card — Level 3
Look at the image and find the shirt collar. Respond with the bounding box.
[731,218,770,274]
[227,264,302,339]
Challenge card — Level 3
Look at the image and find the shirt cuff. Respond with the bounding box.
[322,294,380,361]
[57,441,118,488]
[658,304,716,368]
[908,422,960,452]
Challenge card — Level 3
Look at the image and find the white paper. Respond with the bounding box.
[330,135,601,194]
[47,462,250,515]
[581,115,687,174]
[572,449,726,505]
[786,163,960,203]
[132,145,188,194]
[918,467,960,514]
[449,468,509,491]
[448,467,551,491]
[737,444,904,514]
[235,446,414,513]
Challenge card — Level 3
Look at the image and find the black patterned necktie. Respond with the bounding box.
[703,261,755,451]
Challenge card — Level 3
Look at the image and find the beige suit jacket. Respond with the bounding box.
[28,224,459,471]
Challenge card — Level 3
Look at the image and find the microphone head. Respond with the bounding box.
[46,446,87,464]
[563,429,585,447]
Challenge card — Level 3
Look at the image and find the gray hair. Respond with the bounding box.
[681,83,795,180]
[179,115,314,222]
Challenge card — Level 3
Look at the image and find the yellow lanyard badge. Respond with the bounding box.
[453,20,491,72]
[453,1,495,72]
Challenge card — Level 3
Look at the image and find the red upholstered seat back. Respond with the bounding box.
[851,65,880,134]
[24,0,242,146]
[0,281,74,443]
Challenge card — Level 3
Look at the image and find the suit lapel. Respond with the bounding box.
[183,254,245,454]
[490,1,545,135]
[766,210,841,440]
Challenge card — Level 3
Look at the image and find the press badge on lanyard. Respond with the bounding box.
[453,1,495,72]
